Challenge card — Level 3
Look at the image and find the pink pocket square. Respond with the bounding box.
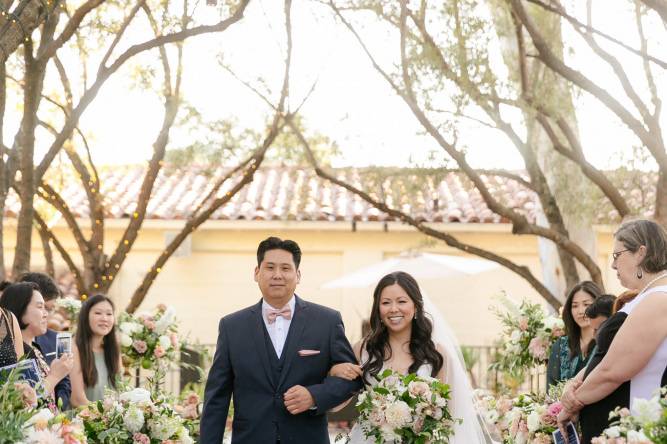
[298,349,320,357]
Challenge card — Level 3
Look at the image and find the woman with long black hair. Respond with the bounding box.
[70,294,121,406]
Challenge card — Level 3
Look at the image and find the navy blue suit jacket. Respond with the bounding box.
[200,296,362,444]
[35,329,71,409]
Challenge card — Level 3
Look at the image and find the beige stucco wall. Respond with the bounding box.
[3,220,622,347]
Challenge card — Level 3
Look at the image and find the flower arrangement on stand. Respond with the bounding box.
[592,387,666,444]
[118,304,180,371]
[55,297,83,330]
[77,387,193,443]
[497,393,563,444]
[352,369,459,443]
[490,297,565,377]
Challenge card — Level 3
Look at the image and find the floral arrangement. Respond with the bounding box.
[118,304,180,370]
[56,297,82,326]
[77,387,193,444]
[20,409,87,444]
[354,369,458,443]
[490,298,565,376]
[592,387,666,444]
[497,393,563,444]
[473,389,513,440]
[174,391,201,441]
[0,369,39,444]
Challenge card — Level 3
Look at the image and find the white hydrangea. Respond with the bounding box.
[526,410,541,432]
[148,416,181,440]
[626,429,650,443]
[123,405,145,433]
[605,426,621,438]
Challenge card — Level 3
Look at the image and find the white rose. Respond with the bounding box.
[119,388,151,404]
[633,397,662,424]
[123,405,145,433]
[158,335,171,350]
[120,333,132,347]
[119,322,135,335]
[605,426,621,438]
[526,410,541,432]
[510,330,522,341]
[384,400,412,429]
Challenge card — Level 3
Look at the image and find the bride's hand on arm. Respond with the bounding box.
[329,362,362,380]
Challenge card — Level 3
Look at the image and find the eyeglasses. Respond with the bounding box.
[612,249,631,261]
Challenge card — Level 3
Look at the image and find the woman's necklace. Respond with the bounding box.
[639,272,667,295]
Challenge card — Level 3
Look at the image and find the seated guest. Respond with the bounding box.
[585,294,616,336]
[547,281,601,389]
[19,272,71,409]
[0,282,73,402]
[71,295,121,406]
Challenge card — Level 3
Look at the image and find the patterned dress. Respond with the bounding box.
[546,336,593,389]
[0,308,18,368]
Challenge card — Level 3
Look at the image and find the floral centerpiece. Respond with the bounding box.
[77,387,193,443]
[490,297,565,376]
[592,387,666,444]
[496,393,563,444]
[118,304,180,370]
[354,369,458,443]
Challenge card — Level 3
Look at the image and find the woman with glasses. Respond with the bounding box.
[557,219,667,442]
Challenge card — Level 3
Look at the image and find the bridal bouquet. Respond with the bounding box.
[355,369,458,443]
[491,298,565,375]
[77,387,193,443]
[118,304,180,370]
[592,387,666,444]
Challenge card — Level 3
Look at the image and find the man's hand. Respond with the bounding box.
[283,385,315,414]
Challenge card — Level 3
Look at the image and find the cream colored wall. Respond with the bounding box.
[3,220,622,347]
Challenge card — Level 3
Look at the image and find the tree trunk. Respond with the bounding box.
[656,169,667,227]
[490,1,599,301]
[0,0,52,63]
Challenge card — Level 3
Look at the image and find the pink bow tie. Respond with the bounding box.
[264,305,292,324]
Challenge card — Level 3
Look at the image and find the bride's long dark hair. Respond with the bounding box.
[361,271,443,382]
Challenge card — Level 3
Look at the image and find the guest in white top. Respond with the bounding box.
[558,219,667,439]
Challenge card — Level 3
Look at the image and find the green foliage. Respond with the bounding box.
[0,369,37,443]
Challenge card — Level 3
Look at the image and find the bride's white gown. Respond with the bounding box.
[348,292,495,443]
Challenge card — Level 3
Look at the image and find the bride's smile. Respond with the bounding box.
[379,284,415,332]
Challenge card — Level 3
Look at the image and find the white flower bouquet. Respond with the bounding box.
[20,410,87,444]
[592,387,667,444]
[354,369,458,443]
[118,304,180,370]
[77,387,193,444]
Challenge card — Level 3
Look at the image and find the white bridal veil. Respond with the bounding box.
[422,292,497,444]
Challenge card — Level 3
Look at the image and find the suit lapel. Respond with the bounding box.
[249,299,275,390]
[277,296,308,389]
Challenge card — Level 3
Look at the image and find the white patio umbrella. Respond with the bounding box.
[321,252,499,289]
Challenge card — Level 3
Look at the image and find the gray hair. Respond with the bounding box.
[614,219,667,273]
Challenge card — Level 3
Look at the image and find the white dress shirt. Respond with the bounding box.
[262,296,295,359]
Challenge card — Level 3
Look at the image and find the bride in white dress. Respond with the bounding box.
[330,271,493,443]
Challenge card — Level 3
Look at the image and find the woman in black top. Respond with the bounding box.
[0,297,24,368]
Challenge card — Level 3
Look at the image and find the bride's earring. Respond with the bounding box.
[637,267,643,279]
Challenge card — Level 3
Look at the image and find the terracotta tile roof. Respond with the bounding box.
[6,165,653,224]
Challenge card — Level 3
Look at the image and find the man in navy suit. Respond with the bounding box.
[200,237,362,444]
[20,272,72,409]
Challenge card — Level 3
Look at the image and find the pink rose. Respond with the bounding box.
[132,433,150,444]
[519,420,528,433]
[170,332,179,347]
[547,401,563,417]
[133,340,148,354]
[143,319,156,331]
[540,411,557,427]
[154,345,166,358]
[518,317,529,331]
[528,337,548,360]
[552,327,565,338]
[619,407,631,417]
[186,392,200,405]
